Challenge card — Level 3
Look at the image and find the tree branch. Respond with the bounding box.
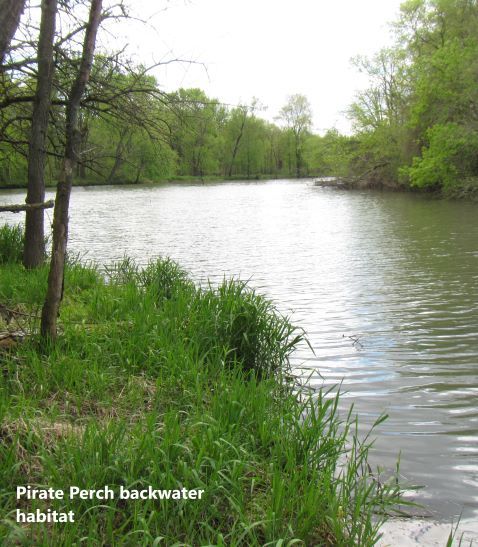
[0,199,54,213]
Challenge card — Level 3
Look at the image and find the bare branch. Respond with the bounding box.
[0,199,54,213]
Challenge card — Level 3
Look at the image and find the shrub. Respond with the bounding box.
[191,278,305,379]
[103,255,140,285]
[407,123,478,189]
[139,257,194,300]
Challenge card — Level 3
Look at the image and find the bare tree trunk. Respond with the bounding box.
[23,0,58,269]
[295,135,301,178]
[134,157,145,184]
[78,116,89,179]
[107,127,128,183]
[0,0,26,66]
[0,200,54,213]
[227,113,246,177]
[287,133,292,175]
[41,0,103,340]
[246,141,251,179]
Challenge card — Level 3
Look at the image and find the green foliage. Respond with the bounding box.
[341,0,478,193]
[0,72,32,186]
[407,124,478,188]
[0,223,23,264]
[168,88,225,177]
[3,1,478,191]
[0,144,28,186]
[277,94,313,177]
[139,258,194,301]
[190,278,304,379]
[1,45,320,186]
[304,130,357,177]
[0,260,404,545]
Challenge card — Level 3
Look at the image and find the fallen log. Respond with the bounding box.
[346,162,390,184]
[0,199,54,213]
[314,163,391,189]
[0,331,26,350]
[0,303,37,325]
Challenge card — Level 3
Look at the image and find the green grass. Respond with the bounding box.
[0,223,23,264]
[0,256,403,546]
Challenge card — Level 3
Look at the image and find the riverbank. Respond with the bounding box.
[4,173,477,202]
[0,173,276,190]
[0,247,402,545]
[314,176,478,202]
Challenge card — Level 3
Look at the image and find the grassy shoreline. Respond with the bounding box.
[0,236,402,545]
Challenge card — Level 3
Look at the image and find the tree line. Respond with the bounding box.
[1,28,318,187]
[340,0,478,193]
[3,1,477,195]
[1,2,352,189]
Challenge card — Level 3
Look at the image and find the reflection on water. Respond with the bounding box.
[1,179,477,520]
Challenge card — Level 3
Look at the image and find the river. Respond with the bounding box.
[1,179,477,522]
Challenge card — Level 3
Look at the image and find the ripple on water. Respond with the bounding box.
[1,180,477,520]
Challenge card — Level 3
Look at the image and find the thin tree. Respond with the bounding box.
[23,0,58,269]
[227,106,248,177]
[0,0,26,66]
[41,0,103,339]
[278,94,312,178]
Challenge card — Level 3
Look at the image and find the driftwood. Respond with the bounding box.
[0,303,38,324]
[344,162,390,184]
[0,199,54,213]
[0,303,37,351]
[0,331,26,350]
[314,162,391,189]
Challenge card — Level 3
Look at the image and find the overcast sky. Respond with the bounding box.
[108,0,404,134]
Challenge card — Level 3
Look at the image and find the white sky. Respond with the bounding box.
[106,0,404,134]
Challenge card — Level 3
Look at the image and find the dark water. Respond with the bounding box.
[1,179,477,520]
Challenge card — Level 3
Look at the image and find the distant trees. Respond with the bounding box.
[81,65,177,183]
[2,28,322,190]
[304,130,356,178]
[277,94,312,177]
[225,105,250,177]
[344,0,478,191]
[168,88,225,177]
[2,41,322,189]
[3,0,476,204]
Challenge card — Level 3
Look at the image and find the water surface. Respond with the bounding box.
[1,180,477,520]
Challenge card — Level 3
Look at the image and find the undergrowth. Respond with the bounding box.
[0,223,23,264]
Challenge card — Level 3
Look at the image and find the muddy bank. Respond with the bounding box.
[313,176,478,201]
[313,176,406,191]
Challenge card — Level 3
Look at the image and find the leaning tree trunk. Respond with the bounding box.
[0,0,26,66]
[227,114,246,178]
[23,0,58,269]
[41,0,103,340]
[295,140,301,178]
[107,128,129,183]
[294,133,302,179]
